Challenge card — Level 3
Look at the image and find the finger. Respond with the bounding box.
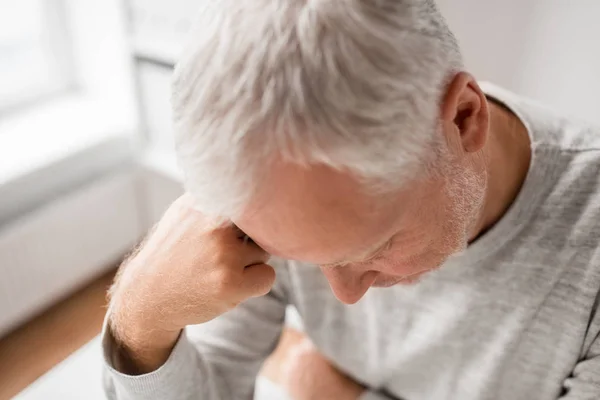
[216,226,271,268]
[217,223,261,247]
[231,224,255,244]
[240,263,276,298]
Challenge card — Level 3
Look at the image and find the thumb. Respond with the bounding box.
[241,263,276,298]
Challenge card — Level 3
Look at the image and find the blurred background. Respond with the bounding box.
[0,0,598,399]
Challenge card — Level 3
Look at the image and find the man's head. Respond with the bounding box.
[172,0,491,303]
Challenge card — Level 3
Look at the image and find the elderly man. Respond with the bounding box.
[103,1,600,399]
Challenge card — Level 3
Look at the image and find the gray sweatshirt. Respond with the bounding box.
[102,83,600,400]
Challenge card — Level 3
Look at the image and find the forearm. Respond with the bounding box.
[266,328,399,400]
[103,325,214,400]
[108,326,181,376]
[107,303,183,375]
[102,286,287,400]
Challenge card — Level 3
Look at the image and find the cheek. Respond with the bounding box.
[387,219,440,259]
[368,242,430,274]
[401,196,450,249]
[416,190,467,251]
[364,185,471,275]
[368,227,452,275]
[367,255,424,277]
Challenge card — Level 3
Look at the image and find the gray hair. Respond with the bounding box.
[172,0,463,218]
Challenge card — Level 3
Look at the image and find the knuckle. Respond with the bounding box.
[211,243,230,264]
[212,269,239,297]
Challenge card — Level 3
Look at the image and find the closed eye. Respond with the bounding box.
[359,251,387,267]
[322,238,392,268]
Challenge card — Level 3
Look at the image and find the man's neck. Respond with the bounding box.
[471,99,532,240]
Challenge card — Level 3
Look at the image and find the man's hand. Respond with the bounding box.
[263,329,364,400]
[108,194,275,373]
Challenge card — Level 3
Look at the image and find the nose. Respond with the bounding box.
[319,266,379,304]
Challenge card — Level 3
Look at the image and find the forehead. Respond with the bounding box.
[234,161,412,264]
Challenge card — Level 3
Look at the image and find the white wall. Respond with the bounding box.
[436,0,600,124]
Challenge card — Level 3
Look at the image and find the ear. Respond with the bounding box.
[440,72,489,154]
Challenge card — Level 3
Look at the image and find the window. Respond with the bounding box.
[128,0,197,65]
[0,0,73,113]
[0,0,139,224]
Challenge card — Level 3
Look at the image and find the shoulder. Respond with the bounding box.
[536,144,600,251]
[509,86,600,249]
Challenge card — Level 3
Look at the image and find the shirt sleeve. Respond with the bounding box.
[102,261,289,400]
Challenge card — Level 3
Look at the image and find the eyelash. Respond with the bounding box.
[323,240,392,268]
[361,252,386,266]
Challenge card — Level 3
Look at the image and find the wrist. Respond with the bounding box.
[108,309,181,374]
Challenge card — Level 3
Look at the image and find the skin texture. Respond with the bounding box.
[108,73,531,396]
[263,327,364,400]
[280,336,364,400]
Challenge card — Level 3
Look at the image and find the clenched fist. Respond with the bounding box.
[263,329,364,400]
[107,194,275,373]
